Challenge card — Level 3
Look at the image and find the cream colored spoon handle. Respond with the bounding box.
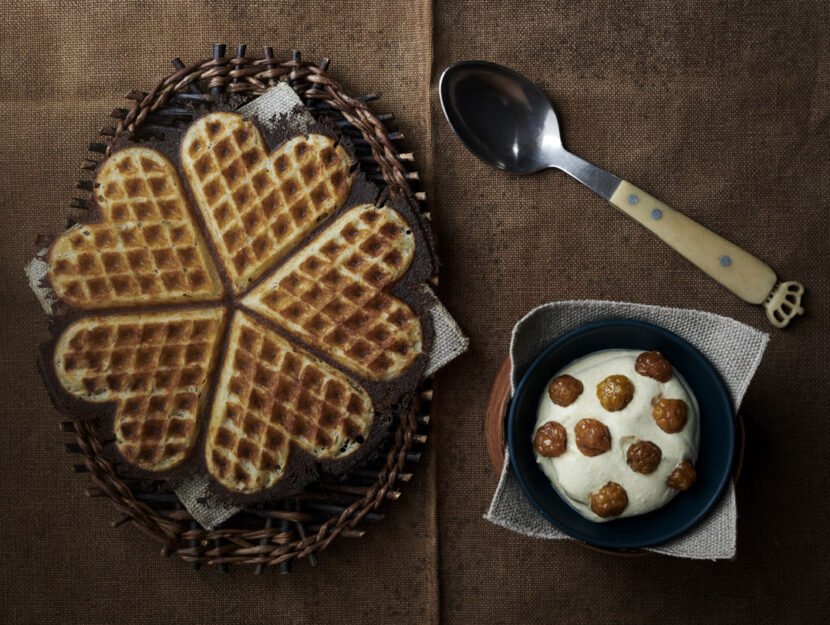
[608,180,804,327]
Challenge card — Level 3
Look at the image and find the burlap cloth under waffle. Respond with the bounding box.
[485,300,770,559]
[3,2,829,624]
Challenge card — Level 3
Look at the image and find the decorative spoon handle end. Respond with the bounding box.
[764,281,805,328]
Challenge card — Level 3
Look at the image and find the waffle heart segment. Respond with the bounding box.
[47,148,224,309]
[243,204,423,381]
[206,311,374,494]
[181,112,355,293]
[53,308,227,471]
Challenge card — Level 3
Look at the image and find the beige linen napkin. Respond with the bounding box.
[485,300,769,559]
[175,85,469,528]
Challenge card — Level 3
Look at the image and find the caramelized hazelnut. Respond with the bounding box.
[652,398,688,433]
[574,418,611,456]
[596,375,635,411]
[667,459,697,491]
[626,440,662,474]
[635,350,672,382]
[590,482,628,518]
[533,421,567,458]
[548,374,583,407]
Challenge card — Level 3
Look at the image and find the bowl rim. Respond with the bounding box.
[507,318,736,550]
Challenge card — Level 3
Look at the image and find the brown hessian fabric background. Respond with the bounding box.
[1,1,827,623]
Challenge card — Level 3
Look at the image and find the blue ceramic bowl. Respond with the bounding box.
[508,319,735,551]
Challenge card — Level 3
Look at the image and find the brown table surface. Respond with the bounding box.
[1,1,828,623]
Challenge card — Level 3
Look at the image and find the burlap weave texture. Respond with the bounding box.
[2,1,828,624]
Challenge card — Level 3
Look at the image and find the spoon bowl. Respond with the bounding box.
[439,61,562,174]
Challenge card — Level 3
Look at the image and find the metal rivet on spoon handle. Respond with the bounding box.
[438,60,804,329]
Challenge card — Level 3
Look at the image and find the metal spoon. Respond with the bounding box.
[439,60,803,328]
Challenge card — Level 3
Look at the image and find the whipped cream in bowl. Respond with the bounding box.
[507,319,735,550]
[532,350,700,522]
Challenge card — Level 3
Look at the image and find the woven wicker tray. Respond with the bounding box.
[58,44,434,573]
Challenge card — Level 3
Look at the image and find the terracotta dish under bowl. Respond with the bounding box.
[507,319,735,551]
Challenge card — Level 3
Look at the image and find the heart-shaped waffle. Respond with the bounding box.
[206,311,374,493]
[244,204,423,381]
[38,105,429,497]
[181,112,355,292]
[54,308,227,471]
[47,148,223,309]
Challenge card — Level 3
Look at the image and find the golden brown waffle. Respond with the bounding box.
[47,147,223,309]
[37,102,431,498]
[206,311,373,493]
[243,204,423,381]
[181,112,355,293]
[53,308,227,471]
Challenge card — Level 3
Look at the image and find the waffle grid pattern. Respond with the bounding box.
[48,148,222,308]
[50,116,419,493]
[206,312,373,493]
[55,309,226,471]
[244,204,422,381]
[181,112,354,292]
